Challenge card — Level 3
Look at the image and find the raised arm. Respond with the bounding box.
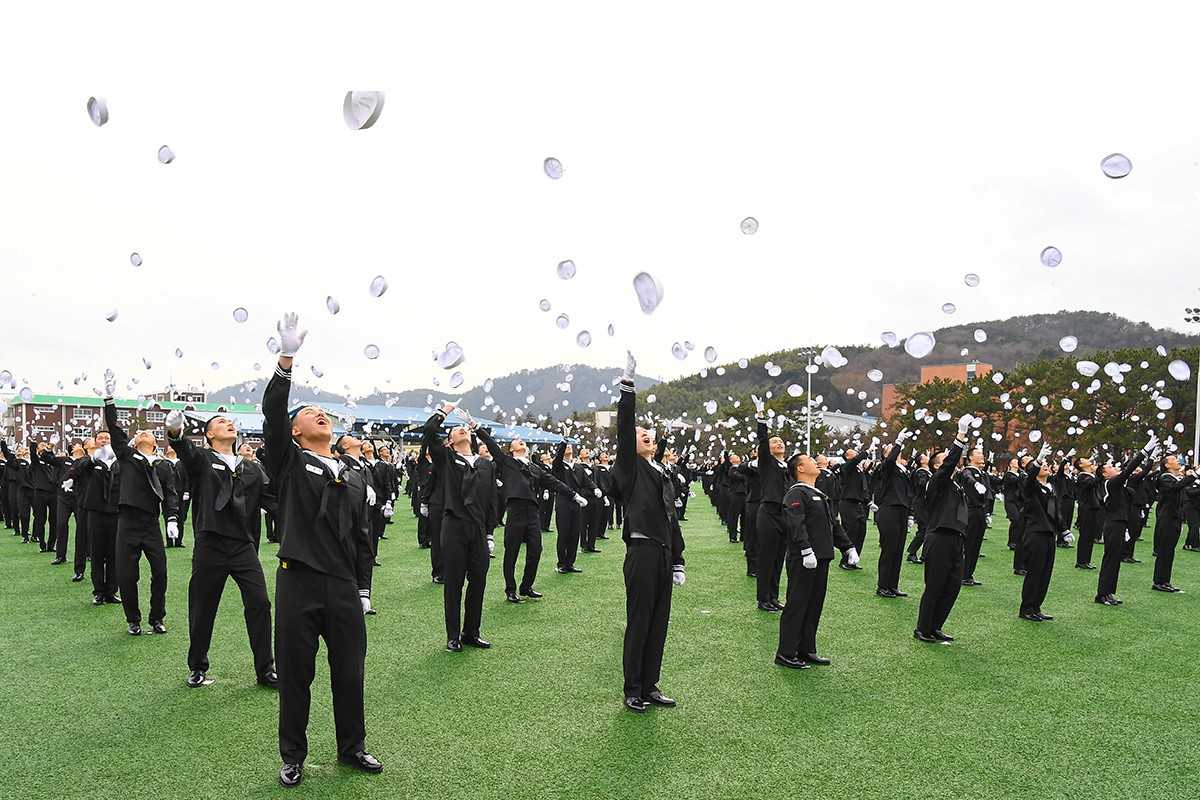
[475,426,514,471]
[261,360,296,482]
[613,373,637,495]
[103,398,132,459]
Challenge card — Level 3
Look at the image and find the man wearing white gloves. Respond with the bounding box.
[261,314,381,788]
[914,415,974,644]
[1095,433,1156,606]
[102,380,178,636]
[775,453,858,669]
[166,410,275,689]
[612,352,686,713]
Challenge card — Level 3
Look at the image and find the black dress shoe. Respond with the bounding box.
[338,751,383,773]
[92,595,105,605]
[1095,595,1120,606]
[757,602,781,613]
[837,561,854,571]
[770,600,785,611]
[72,573,84,582]
[932,630,954,642]
[51,557,65,565]
[891,589,908,598]
[913,630,941,643]
[128,623,143,635]
[520,589,543,599]
[906,555,923,564]
[803,653,832,666]
[1166,584,1183,593]
[876,588,897,598]
[624,696,648,713]
[564,566,583,573]
[1036,613,1054,621]
[774,653,810,669]
[279,763,303,787]
[1019,612,1042,622]
[105,594,121,604]
[1013,569,1028,576]
[643,690,677,707]
[747,571,757,578]
[1121,557,1140,564]
[259,669,279,687]
[505,592,524,603]
[461,635,491,649]
[1075,563,1096,570]
[849,563,863,570]
[961,578,982,587]
[1152,583,1172,593]
[151,621,167,634]
[432,576,444,584]
[1112,596,1123,604]
[446,639,463,652]
[187,670,208,688]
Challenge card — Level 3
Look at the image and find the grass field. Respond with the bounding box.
[1,495,1198,800]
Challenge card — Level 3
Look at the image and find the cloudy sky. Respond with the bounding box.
[2,2,1197,401]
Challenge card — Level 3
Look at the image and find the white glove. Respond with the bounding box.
[61,479,73,493]
[167,520,179,541]
[1063,531,1074,544]
[277,312,308,357]
[957,415,974,435]
[622,350,638,382]
[366,484,377,507]
[1038,442,1052,462]
[574,493,588,507]
[985,514,993,528]
[751,394,766,415]
[381,502,394,519]
[846,547,860,566]
[103,368,116,398]
[1124,531,1131,542]
[1143,432,1159,454]
[672,567,686,586]
[603,497,611,507]
[895,428,911,443]
[495,479,504,488]
[801,549,818,569]
[593,487,603,498]
[487,537,495,556]
[869,501,879,513]
[543,490,551,501]
[674,498,683,507]
[182,492,190,501]
[360,595,372,614]
[419,503,429,517]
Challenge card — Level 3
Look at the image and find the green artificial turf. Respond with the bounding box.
[1,498,1197,800]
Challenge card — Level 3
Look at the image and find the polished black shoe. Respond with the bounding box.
[1036,613,1054,621]
[913,630,941,643]
[128,623,143,635]
[1075,563,1096,570]
[757,602,781,613]
[643,690,677,707]
[520,589,543,599]
[1151,583,1172,592]
[564,566,583,573]
[92,595,105,606]
[932,629,955,642]
[1183,545,1200,552]
[72,573,84,582]
[432,576,444,584]
[105,594,121,604]
[892,589,908,598]
[50,557,65,565]
[774,653,810,669]
[906,555,923,564]
[849,563,863,570]
[187,670,208,688]
[1095,595,1120,606]
[446,639,463,652]
[961,578,982,587]
[258,669,279,688]
[624,695,648,713]
[1165,584,1183,593]
[583,547,601,553]
[151,621,167,634]
[338,751,383,773]
[1121,557,1140,564]
[279,763,303,787]
[803,653,832,666]
[876,588,897,598]
[837,561,854,571]
[462,635,491,649]
[1112,596,1124,604]
[769,600,785,611]
[747,571,757,578]
[1013,569,1028,576]
[1019,612,1042,622]
[505,592,524,603]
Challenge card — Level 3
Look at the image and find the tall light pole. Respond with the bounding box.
[795,348,817,456]
[1185,308,1200,460]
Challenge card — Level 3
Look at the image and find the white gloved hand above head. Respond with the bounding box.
[277,312,308,357]
[751,394,766,415]
[165,409,185,436]
[957,415,975,435]
[574,493,588,507]
[103,368,116,398]
[1144,432,1159,454]
[801,549,818,569]
[846,548,860,566]
[672,567,686,586]
[167,520,179,540]
[621,350,637,383]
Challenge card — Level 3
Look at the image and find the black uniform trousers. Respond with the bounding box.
[1185,507,1200,549]
[678,489,689,520]
[540,494,555,532]
[1011,512,1028,573]
[12,485,30,539]
[1123,508,1149,559]
[115,508,168,625]
[777,558,830,658]
[53,497,73,560]
[755,504,786,604]
[442,516,488,640]
[275,562,366,765]
[1075,508,1101,566]
[1152,515,1184,586]
[64,507,89,575]
[962,509,986,580]
[838,500,867,560]
[0,481,9,527]
[916,530,964,634]
[88,510,118,597]
[1019,533,1055,615]
[875,505,908,591]
[743,500,760,575]
[502,500,542,594]
[1005,502,1022,549]
[1097,519,1128,598]
[726,492,747,541]
[555,502,582,570]
[188,534,274,676]
[427,504,444,579]
[907,516,928,559]
[31,489,54,548]
[622,541,673,700]
[584,499,605,551]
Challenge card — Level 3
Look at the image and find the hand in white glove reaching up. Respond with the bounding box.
[957,415,975,435]
[277,312,308,357]
[103,369,116,398]
[622,350,637,383]
[165,409,186,437]
[751,394,766,416]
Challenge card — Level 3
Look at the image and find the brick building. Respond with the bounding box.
[880,362,994,421]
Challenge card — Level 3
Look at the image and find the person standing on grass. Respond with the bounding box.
[103,381,178,637]
[261,313,381,788]
[956,446,991,587]
[1150,454,1196,593]
[913,415,975,645]
[1017,443,1064,622]
[74,430,120,606]
[836,446,870,570]
[873,431,914,599]
[613,352,686,714]
[905,452,932,564]
[1073,457,1102,569]
[1,441,32,542]
[1095,433,1157,606]
[753,398,789,612]
[166,411,277,690]
[52,442,85,568]
[774,452,859,669]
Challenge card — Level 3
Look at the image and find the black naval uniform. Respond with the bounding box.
[1,442,31,540]
[1152,470,1196,588]
[906,465,932,561]
[956,462,991,584]
[1097,451,1147,601]
[755,419,789,606]
[873,444,912,594]
[837,450,871,564]
[28,444,60,550]
[915,438,968,637]
[1074,470,1102,567]
[105,399,177,628]
[777,480,854,660]
[262,363,374,766]
[168,430,275,681]
[613,380,685,703]
[1019,459,1062,618]
[54,454,84,568]
[71,446,120,601]
[742,460,761,577]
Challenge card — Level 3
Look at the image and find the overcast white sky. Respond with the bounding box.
[2,2,1198,401]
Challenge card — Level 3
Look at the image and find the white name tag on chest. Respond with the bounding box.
[305,464,324,476]
[212,463,226,471]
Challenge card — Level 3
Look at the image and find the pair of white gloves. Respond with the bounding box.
[799,547,859,570]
